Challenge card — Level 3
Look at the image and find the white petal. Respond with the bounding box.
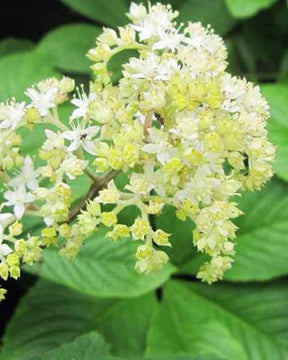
[0,244,12,256]
[67,141,80,152]
[45,129,57,139]
[87,126,100,137]
[62,131,75,140]
[142,144,158,154]
[83,141,97,155]
[14,203,25,219]
[44,217,54,226]
[27,178,39,191]
[0,213,14,226]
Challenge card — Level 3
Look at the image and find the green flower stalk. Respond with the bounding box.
[0,2,275,298]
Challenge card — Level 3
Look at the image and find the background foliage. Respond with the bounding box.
[1,0,288,359]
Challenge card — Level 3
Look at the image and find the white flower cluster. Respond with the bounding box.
[0,2,275,298]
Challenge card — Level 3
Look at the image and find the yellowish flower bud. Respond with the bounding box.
[15,239,26,255]
[153,229,171,247]
[101,212,117,227]
[9,221,23,236]
[6,253,19,267]
[131,217,150,240]
[10,265,21,280]
[0,263,9,280]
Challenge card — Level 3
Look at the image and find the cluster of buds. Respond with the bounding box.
[0,2,275,298]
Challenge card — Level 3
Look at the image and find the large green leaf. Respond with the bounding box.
[147,280,288,360]
[0,38,34,58]
[37,24,101,74]
[40,332,112,360]
[0,50,57,101]
[60,0,127,27]
[261,83,288,181]
[1,280,158,360]
[180,180,288,281]
[225,0,278,18]
[227,180,288,280]
[41,332,214,360]
[177,0,237,35]
[33,229,175,298]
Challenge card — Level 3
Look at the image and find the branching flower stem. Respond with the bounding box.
[67,169,119,222]
[144,110,154,137]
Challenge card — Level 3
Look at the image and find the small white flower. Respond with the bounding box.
[153,30,183,52]
[25,86,58,117]
[62,124,99,155]
[123,53,179,81]
[70,91,96,120]
[0,213,14,228]
[143,128,176,164]
[127,2,147,22]
[9,156,40,191]
[0,232,12,257]
[42,129,65,151]
[130,3,177,41]
[4,185,35,219]
[0,100,26,130]
[61,154,88,179]
[0,213,14,257]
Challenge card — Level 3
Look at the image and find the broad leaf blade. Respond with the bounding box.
[178,0,236,35]
[40,332,112,360]
[0,38,34,58]
[225,0,278,18]
[37,24,101,74]
[1,280,158,360]
[34,230,175,297]
[60,0,128,27]
[261,83,288,181]
[147,280,288,360]
[0,50,57,101]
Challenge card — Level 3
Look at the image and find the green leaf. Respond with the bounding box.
[178,0,237,35]
[0,50,57,101]
[60,0,128,27]
[1,280,158,360]
[41,333,212,360]
[147,356,224,360]
[238,13,286,81]
[34,229,175,298]
[225,0,278,18]
[261,83,288,181]
[41,332,112,360]
[180,180,288,281]
[37,24,101,74]
[147,280,288,360]
[227,180,288,280]
[0,38,34,58]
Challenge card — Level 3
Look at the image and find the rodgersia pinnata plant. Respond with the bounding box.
[0,2,275,299]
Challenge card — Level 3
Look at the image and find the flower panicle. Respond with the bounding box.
[0,2,276,298]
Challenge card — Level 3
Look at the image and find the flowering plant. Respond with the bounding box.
[0,2,276,301]
[3,0,288,359]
